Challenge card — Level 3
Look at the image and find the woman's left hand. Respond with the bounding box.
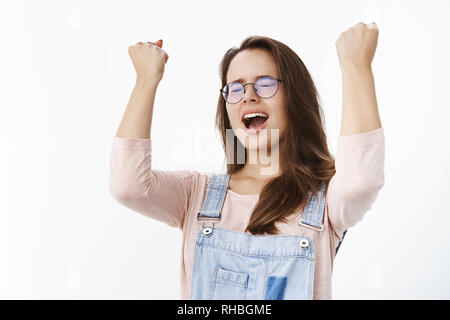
[335,22,379,69]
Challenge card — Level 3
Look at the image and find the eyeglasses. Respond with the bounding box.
[220,76,282,104]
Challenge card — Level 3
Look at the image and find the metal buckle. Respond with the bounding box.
[197,212,221,222]
[198,214,217,237]
[298,221,323,232]
[198,212,220,237]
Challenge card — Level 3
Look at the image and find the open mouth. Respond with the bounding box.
[242,112,269,134]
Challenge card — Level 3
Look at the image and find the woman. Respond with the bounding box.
[109,22,384,299]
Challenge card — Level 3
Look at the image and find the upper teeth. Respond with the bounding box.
[243,112,268,120]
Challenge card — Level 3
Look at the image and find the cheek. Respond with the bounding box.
[280,111,288,131]
[226,107,239,125]
[271,111,288,136]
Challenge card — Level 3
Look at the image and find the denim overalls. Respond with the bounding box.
[190,174,346,300]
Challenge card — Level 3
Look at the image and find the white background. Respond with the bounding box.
[0,0,449,299]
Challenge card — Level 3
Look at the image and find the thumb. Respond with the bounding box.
[154,39,168,63]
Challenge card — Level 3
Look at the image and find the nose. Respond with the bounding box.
[242,83,259,102]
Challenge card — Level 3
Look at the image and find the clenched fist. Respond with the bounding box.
[336,22,379,69]
[128,39,169,84]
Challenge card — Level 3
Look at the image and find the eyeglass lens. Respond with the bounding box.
[223,76,279,104]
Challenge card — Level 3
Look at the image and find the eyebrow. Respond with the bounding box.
[229,74,275,84]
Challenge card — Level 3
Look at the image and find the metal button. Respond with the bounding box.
[299,239,309,248]
[202,227,213,236]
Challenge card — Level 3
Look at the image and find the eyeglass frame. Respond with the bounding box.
[220,76,283,104]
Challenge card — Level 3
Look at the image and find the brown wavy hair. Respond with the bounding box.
[215,35,336,235]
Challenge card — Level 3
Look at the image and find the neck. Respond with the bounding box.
[241,142,282,179]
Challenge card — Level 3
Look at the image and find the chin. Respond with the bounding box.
[243,134,270,151]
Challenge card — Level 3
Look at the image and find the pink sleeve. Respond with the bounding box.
[327,127,385,240]
[109,137,197,230]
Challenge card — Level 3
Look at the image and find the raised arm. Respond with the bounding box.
[116,39,168,139]
[336,22,382,135]
[115,80,158,139]
[327,22,385,244]
[110,40,195,230]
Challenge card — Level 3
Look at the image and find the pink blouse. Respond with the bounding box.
[109,127,385,299]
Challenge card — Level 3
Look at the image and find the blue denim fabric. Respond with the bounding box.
[190,174,342,300]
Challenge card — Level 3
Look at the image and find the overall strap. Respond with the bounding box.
[299,181,348,255]
[197,174,230,221]
[299,182,327,231]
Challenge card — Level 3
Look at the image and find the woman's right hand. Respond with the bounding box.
[128,39,169,85]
